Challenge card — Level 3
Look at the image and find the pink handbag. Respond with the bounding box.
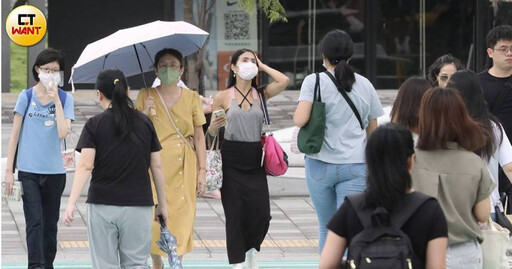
[261,133,288,176]
[259,92,288,176]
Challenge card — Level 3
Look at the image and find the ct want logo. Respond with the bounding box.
[6,5,47,46]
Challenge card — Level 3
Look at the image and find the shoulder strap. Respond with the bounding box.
[23,89,33,118]
[314,72,321,102]
[154,88,194,150]
[390,192,431,228]
[347,193,373,229]
[347,192,431,229]
[323,71,364,130]
[259,90,271,126]
[58,89,67,108]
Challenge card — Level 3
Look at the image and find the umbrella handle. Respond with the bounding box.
[147,89,156,116]
[158,215,166,228]
[155,204,166,227]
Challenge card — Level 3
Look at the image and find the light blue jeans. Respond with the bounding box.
[305,157,367,252]
[446,240,482,269]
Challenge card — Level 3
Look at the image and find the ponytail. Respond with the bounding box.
[333,59,355,92]
[96,69,135,138]
[319,29,356,92]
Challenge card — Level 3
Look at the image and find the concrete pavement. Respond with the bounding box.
[1,89,398,268]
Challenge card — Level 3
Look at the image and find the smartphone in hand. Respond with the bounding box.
[212,109,227,127]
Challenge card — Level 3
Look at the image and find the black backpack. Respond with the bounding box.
[345,192,432,269]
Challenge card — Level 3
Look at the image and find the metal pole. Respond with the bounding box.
[419,0,426,78]
[312,0,316,73]
[2,0,11,92]
[27,0,46,88]
[308,0,312,72]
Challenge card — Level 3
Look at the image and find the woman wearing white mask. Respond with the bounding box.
[208,49,290,269]
[135,48,207,269]
[4,48,74,268]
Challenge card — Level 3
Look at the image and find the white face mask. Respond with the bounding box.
[237,62,259,81]
[38,72,61,90]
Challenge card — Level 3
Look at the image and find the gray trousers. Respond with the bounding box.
[87,204,152,269]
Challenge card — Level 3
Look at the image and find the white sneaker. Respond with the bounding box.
[246,248,258,269]
[232,263,244,269]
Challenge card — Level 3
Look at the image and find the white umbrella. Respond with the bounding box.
[70,20,209,90]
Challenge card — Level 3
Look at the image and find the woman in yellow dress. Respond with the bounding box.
[135,48,207,269]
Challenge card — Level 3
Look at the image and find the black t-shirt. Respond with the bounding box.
[327,195,447,269]
[479,71,512,138]
[76,109,162,206]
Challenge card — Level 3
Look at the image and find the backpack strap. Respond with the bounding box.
[390,192,431,228]
[23,88,67,117]
[347,191,432,229]
[23,89,33,118]
[58,88,67,108]
[323,71,364,130]
[347,193,373,229]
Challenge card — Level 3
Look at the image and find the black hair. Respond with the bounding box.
[153,48,183,69]
[32,48,65,82]
[447,69,501,161]
[427,54,464,86]
[95,69,135,138]
[365,123,414,211]
[226,48,259,90]
[486,24,512,49]
[319,29,355,92]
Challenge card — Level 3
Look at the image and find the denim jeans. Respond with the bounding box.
[19,171,66,269]
[446,240,482,269]
[304,157,366,252]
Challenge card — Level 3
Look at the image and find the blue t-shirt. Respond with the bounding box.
[14,88,75,174]
[298,71,384,164]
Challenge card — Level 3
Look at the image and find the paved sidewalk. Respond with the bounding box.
[1,89,398,268]
[2,196,320,268]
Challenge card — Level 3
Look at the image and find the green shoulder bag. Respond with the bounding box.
[298,72,326,154]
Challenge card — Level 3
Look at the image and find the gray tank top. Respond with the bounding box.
[224,87,264,142]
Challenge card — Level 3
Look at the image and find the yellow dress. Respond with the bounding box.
[135,87,206,256]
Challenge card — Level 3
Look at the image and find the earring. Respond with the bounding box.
[233,73,236,77]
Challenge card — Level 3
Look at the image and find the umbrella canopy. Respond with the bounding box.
[70,20,208,87]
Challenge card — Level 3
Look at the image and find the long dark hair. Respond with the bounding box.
[390,77,431,132]
[418,87,487,152]
[365,123,415,211]
[95,69,136,138]
[447,70,501,161]
[319,29,355,92]
[227,49,259,90]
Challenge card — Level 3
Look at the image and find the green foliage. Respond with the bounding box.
[239,0,287,23]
